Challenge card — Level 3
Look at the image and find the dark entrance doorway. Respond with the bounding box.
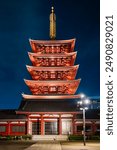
[32,122,40,135]
[45,121,58,135]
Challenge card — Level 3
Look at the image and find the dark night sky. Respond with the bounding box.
[0,0,100,109]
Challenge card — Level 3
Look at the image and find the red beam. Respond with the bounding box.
[16,111,81,115]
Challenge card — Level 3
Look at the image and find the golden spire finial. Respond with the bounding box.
[49,6,56,40]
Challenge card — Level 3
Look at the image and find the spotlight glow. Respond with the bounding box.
[85,99,90,104]
[85,107,88,110]
[77,101,83,105]
[80,93,85,98]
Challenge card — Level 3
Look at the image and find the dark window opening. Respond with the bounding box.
[0,126,6,132]
[12,125,25,133]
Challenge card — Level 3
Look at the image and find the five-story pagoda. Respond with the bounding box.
[17,7,81,139]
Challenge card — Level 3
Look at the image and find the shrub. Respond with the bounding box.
[68,135,83,141]
[90,135,100,140]
[68,135,100,141]
[6,135,12,140]
[0,135,2,140]
[22,134,32,140]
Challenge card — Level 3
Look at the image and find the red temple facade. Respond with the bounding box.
[0,7,99,140]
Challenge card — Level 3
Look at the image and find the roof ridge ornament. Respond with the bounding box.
[49,6,56,40]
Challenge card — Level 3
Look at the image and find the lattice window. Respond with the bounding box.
[49,86,57,92]
[62,119,72,135]
[56,58,61,66]
[56,46,61,53]
[86,125,92,132]
[57,72,61,79]
[77,125,83,132]
[0,126,6,132]
[44,72,49,79]
[32,122,41,135]
[45,122,58,135]
[45,46,50,53]
[50,58,56,66]
[50,72,56,79]
[58,86,62,92]
[12,125,25,133]
[43,86,48,92]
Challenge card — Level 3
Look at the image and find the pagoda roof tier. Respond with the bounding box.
[26,65,79,80]
[26,65,79,71]
[28,52,77,67]
[24,79,81,95]
[17,99,80,114]
[22,94,81,100]
[28,51,77,57]
[29,38,76,53]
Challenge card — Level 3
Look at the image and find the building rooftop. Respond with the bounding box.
[0,108,100,120]
[0,109,26,120]
[17,99,100,116]
[18,99,79,113]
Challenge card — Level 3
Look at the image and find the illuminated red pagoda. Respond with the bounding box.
[0,7,99,140]
[23,39,80,95]
[19,7,81,138]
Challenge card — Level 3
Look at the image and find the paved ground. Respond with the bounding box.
[61,141,100,150]
[0,141,36,150]
[0,141,100,150]
[25,141,61,150]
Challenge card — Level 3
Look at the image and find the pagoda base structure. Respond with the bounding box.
[16,98,82,136]
[0,98,100,139]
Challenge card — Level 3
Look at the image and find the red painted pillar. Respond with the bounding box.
[92,121,96,135]
[72,115,75,134]
[41,115,44,135]
[59,114,62,135]
[7,121,11,135]
[94,122,97,133]
[27,115,30,134]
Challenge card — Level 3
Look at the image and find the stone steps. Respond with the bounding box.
[32,135,68,141]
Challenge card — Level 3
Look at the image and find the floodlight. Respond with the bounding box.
[80,93,85,99]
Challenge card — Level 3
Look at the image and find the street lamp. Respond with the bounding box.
[77,94,90,146]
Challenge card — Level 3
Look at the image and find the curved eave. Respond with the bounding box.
[29,38,76,53]
[22,94,81,100]
[24,79,81,85]
[29,38,76,43]
[29,38,75,46]
[26,65,79,72]
[28,51,77,57]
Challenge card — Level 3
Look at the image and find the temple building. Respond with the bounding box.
[0,7,99,140]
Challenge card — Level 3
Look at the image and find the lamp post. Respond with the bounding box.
[83,107,86,146]
[77,94,90,146]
